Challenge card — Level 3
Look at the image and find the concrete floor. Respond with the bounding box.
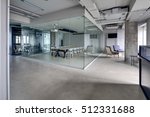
[10,55,146,100]
[27,53,97,69]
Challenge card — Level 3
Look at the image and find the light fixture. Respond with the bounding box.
[20,0,44,11]
[51,24,58,32]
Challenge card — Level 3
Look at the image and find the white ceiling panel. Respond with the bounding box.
[10,0,79,15]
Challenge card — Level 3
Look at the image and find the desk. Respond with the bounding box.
[51,47,84,58]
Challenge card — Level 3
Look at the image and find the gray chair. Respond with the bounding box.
[105,46,119,57]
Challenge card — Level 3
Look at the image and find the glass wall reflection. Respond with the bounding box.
[84,18,102,67]
[11,16,102,69]
[21,28,44,56]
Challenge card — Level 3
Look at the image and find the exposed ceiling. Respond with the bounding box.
[79,0,130,30]
[10,0,79,15]
[80,0,150,30]
[10,0,150,31]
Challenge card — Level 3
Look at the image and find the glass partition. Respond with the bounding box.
[15,16,102,69]
[52,17,85,69]
[21,28,44,56]
[43,32,51,53]
[84,17,102,67]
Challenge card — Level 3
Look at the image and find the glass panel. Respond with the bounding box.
[48,17,85,69]
[43,32,51,53]
[18,16,103,69]
[139,46,150,61]
[84,17,102,67]
[21,28,44,56]
[20,17,85,69]
[11,27,22,55]
[139,46,150,99]
[138,23,147,50]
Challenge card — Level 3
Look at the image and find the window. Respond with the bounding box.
[15,36,21,44]
[138,23,147,50]
[90,34,97,39]
[23,35,29,44]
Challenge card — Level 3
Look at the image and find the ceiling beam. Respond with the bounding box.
[84,9,103,31]
[79,0,100,19]
[99,19,125,25]
[79,0,103,31]
[10,13,31,24]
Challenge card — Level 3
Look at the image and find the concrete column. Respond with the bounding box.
[0,0,9,100]
[147,18,150,45]
[125,21,138,63]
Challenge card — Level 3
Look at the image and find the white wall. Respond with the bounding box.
[105,29,117,49]
[107,38,116,47]
[117,29,125,51]
[84,33,103,53]
[104,29,125,51]
[0,0,9,100]
[63,33,84,47]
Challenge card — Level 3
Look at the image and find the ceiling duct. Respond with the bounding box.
[98,19,125,25]
[105,24,119,30]
[96,7,128,26]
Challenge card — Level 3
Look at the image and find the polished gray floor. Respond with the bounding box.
[10,55,146,100]
[27,53,97,69]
